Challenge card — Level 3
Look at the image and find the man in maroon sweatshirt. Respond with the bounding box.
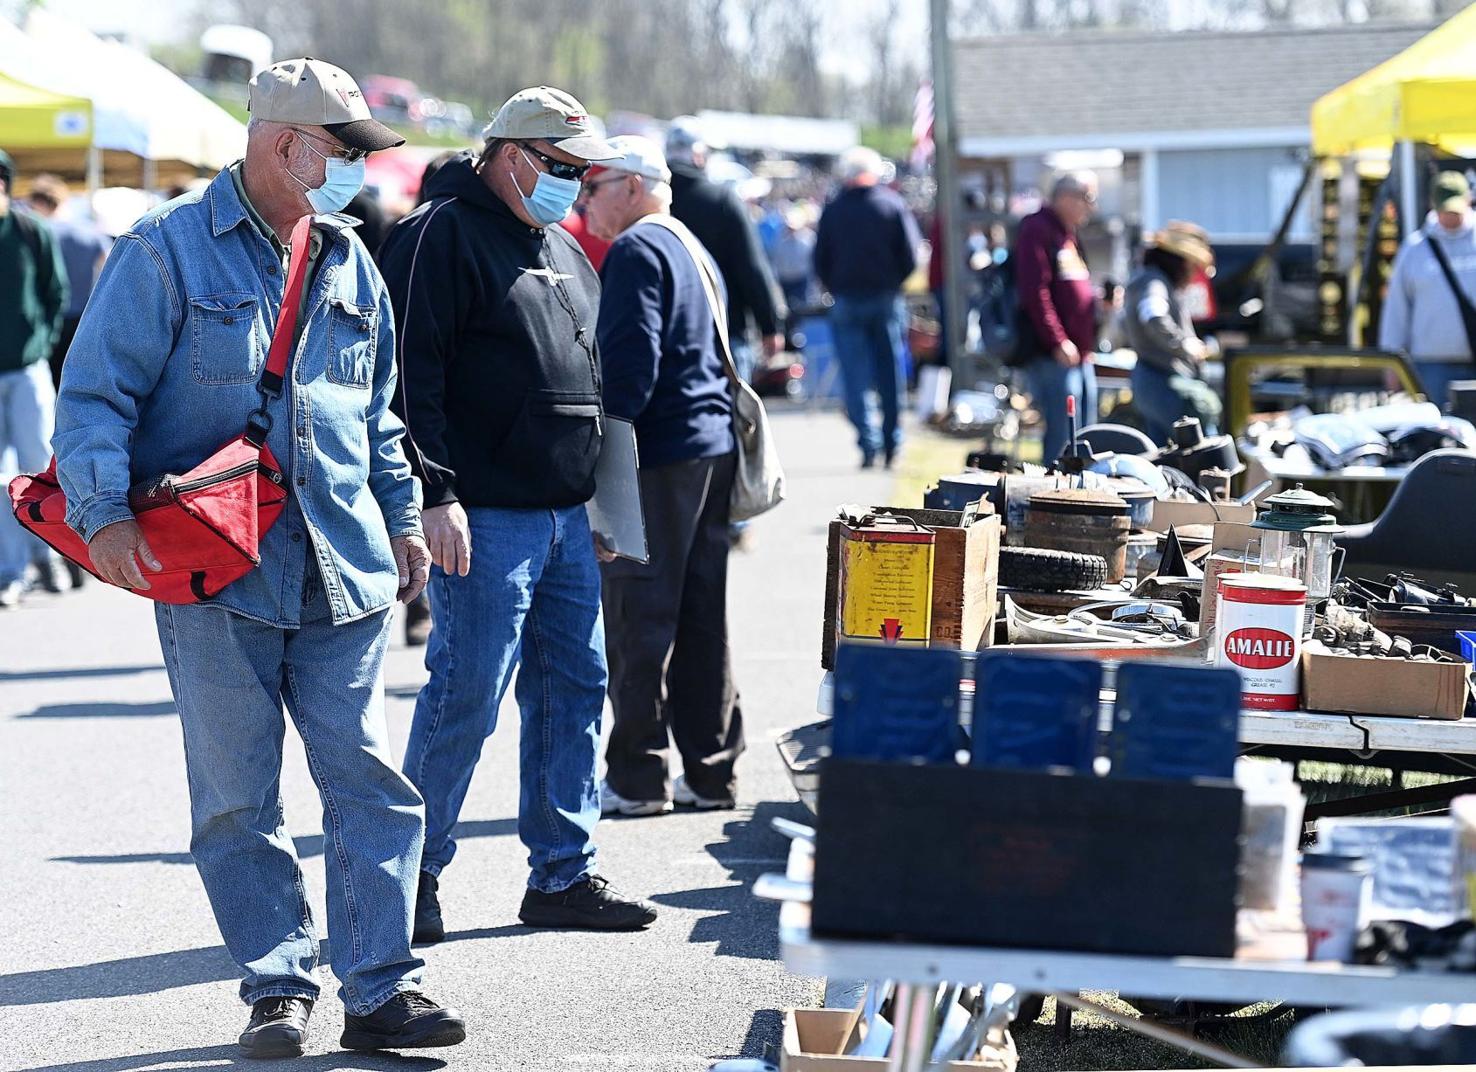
[1014,171,1099,462]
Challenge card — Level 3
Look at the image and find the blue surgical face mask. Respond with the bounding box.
[290,138,366,215]
[511,147,581,227]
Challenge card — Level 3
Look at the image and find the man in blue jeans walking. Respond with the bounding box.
[815,146,921,468]
[52,60,463,1058]
[379,87,658,943]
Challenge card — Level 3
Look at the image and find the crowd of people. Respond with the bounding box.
[19,45,1447,1065]
[5,57,798,1058]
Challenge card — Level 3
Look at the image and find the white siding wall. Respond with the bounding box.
[1156,146,1314,242]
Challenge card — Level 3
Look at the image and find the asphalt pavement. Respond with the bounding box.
[0,404,902,1072]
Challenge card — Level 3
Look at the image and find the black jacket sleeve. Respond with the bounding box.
[378,200,470,508]
[720,190,785,335]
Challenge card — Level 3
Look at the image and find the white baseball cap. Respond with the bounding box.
[248,58,404,153]
[590,135,670,183]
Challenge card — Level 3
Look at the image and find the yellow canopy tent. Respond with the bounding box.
[0,70,91,150]
[1312,4,1476,158]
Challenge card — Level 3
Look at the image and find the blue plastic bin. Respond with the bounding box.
[1459,630,1476,664]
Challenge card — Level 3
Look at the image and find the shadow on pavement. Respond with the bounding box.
[11,1042,449,1072]
[20,700,176,719]
[0,945,240,1006]
[0,664,162,683]
[52,819,519,867]
[435,923,533,944]
[649,800,809,962]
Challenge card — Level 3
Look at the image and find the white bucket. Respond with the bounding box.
[1214,572,1306,711]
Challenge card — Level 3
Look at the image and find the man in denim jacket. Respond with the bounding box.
[52,59,464,1059]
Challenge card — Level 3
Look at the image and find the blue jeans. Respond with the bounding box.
[404,504,606,893]
[1130,362,1222,446]
[154,569,425,1014]
[0,362,56,583]
[830,292,906,459]
[1027,357,1098,464]
[1415,360,1476,411]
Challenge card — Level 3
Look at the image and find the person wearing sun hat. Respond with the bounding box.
[378,87,660,947]
[49,57,463,1057]
[1124,219,1224,444]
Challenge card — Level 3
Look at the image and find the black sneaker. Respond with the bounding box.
[518,874,658,931]
[341,991,466,1051]
[33,559,64,594]
[412,870,444,945]
[239,995,313,1059]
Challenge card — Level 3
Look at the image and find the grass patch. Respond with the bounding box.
[1016,994,1299,1071]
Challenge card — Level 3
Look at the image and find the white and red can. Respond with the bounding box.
[1214,572,1306,711]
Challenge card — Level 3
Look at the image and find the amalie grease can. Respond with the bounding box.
[1213,572,1306,711]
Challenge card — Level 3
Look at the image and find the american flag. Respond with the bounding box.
[911,78,935,172]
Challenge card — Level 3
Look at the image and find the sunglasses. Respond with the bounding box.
[521,144,590,182]
[292,128,368,165]
[581,175,629,198]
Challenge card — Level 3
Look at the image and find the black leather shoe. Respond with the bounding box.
[239,996,313,1059]
[341,992,466,1051]
[519,874,658,931]
[412,870,444,945]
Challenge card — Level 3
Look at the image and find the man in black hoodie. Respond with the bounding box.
[378,87,658,942]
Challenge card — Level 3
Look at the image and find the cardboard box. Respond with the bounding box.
[1199,522,1263,643]
[822,506,1000,670]
[1150,499,1255,532]
[1302,640,1472,720]
[782,1008,1014,1071]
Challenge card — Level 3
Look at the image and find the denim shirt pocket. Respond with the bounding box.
[326,296,378,388]
[189,293,263,385]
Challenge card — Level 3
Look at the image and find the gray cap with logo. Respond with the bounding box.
[482,86,619,162]
[249,58,405,153]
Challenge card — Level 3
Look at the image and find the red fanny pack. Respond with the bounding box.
[8,216,314,604]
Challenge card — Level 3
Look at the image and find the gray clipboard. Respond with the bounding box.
[587,416,648,564]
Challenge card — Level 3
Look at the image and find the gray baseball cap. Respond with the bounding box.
[482,86,619,162]
[249,58,404,153]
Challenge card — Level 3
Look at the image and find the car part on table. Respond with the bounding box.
[1022,488,1132,583]
[1087,449,1172,495]
[1003,596,1192,646]
[1076,422,1159,457]
[1158,416,1244,482]
[1291,411,1391,470]
[1386,417,1476,465]
[998,545,1109,592]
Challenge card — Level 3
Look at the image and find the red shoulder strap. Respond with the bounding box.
[259,215,315,395]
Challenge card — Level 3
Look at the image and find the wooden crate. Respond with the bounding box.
[822,505,1000,670]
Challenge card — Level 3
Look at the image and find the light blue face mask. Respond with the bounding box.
[291,136,367,215]
[512,147,581,227]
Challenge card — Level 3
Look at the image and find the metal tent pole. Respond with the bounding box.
[1398,139,1420,236]
[930,0,967,391]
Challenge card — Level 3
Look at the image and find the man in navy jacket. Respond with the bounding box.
[814,147,920,468]
[580,135,744,816]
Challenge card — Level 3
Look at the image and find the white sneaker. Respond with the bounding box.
[599,779,672,818]
[673,775,736,810]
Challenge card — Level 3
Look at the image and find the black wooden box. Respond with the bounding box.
[812,759,1243,958]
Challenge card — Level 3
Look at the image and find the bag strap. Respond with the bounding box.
[637,214,742,389]
[247,215,316,443]
[1426,235,1476,359]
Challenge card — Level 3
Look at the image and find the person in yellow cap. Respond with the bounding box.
[1123,220,1224,444]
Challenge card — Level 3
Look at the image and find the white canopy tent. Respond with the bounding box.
[0,11,245,187]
